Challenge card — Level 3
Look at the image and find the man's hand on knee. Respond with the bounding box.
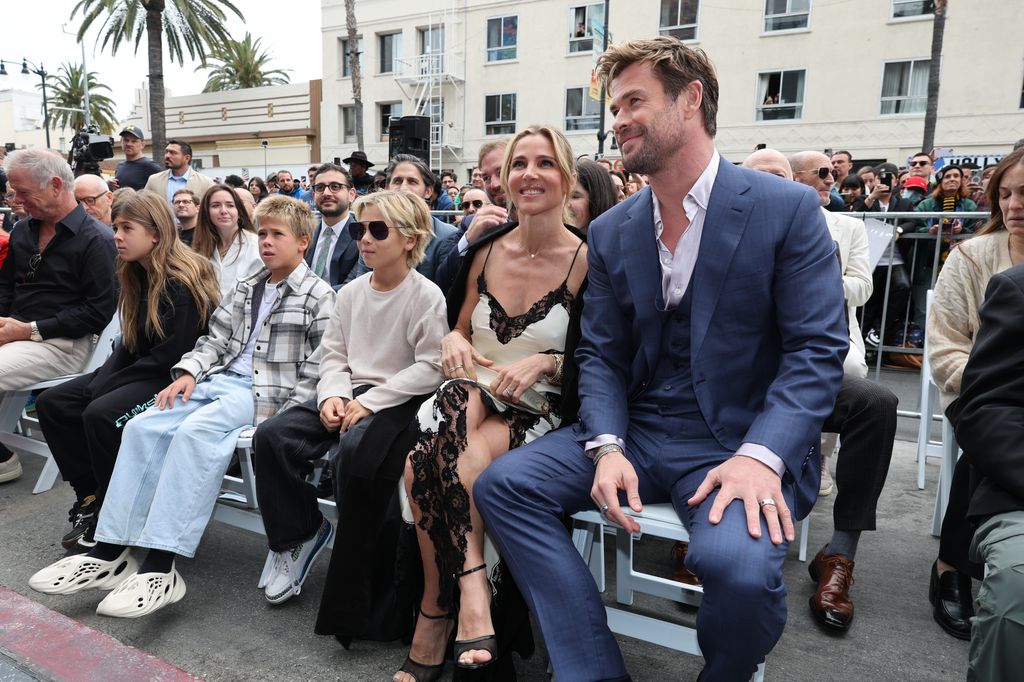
[688,456,794,545]
[591,451,643,534]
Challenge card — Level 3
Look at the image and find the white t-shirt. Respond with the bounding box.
[226,278,281,377]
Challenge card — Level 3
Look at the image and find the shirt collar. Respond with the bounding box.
[651,149,721,234]
[170,167,191,181]
[321,213,350,237]
[30,202,90,236]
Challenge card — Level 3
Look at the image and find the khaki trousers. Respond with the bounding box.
[968,510,1024,682]
[0,336,93,391]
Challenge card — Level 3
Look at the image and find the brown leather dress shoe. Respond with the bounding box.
[808,546,855,631]
[670,541,701,586]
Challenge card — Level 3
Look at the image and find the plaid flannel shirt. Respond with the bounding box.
[172,261,335,423]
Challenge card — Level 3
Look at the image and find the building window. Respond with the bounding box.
[659,0,699,41]
[419,26,445,74]
[891,0,934,18]
[379,102,403,142]
[339,36,363,78]
[880,59,929,115]
[487,16,518,62]
[763,0,810,32]
[756,69,805,120]
[378,32,401,74]
[565,87,602,131]
[568,3,604,53]
[340,106,357,144]
[485,93,516,136]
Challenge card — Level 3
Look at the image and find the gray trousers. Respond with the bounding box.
[968,510,1024,681]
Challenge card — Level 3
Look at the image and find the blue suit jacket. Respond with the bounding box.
[575,159,848,517]
[306,215,358,291]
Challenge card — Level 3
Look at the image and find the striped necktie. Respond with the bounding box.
[314,229,335,279]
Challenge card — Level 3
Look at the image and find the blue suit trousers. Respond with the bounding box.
[475,410,794,682]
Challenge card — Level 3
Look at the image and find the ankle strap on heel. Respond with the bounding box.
[455,563,487,580]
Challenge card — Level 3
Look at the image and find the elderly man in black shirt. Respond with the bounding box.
[0,149,117,483]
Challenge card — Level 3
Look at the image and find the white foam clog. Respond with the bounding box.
[28,548,138,595]
[95,566,186,618]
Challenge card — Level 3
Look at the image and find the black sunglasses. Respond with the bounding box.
[349,220,394,241]
[797,167,832,180]
[27,252,42,282]
[909,160,931,167]
[313,181,350,193]
[464,199,485,209]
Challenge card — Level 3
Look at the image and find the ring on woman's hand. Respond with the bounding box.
[600,503,609,512]
[503,386,514,397]
[454,364,463,370]
[758,498,777,508]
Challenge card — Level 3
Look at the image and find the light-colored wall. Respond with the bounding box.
[321,0,1024,179]
[0,89,77,153]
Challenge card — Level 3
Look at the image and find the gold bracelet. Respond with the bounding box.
[546,353,564,384]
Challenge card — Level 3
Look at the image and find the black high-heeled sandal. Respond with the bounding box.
[453,564,498,670]
[396,610,452,682]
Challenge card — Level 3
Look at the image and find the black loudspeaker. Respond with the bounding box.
[388,116,431,163]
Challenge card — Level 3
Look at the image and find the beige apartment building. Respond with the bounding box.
[321,0,1024,180]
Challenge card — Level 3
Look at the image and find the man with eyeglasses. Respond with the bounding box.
[306,163,360,289]
[0,149,116,484]
[171,189,200,246]
[74,175,114,226]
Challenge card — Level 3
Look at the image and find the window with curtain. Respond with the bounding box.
[340,106,357,144]
[485,93,516,135]
[378,32,401,74]
[891,0,934,18]
[379,102,402,141]
[659,0,699,41]
[565,87,602,131]
[569,3,604,53]
[487,16,518,62]
[880,59,929,115]
[339,37,363,78]
[419,26,445,74]
[756,70,805,120]
[764,0,810,32]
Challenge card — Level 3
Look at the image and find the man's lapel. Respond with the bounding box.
[305,220,322,266]
[691,159,754,358]
[332,214,354,267]
[618,189,664,373]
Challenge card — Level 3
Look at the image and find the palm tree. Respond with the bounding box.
[198,33,291,92]
[344,0,364,150]
[922,0,947,153]
[43,62,118,134]
[71,0,243,157]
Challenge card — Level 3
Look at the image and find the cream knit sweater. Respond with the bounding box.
[928,231,1013,408]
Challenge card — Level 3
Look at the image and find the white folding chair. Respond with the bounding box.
[571,504,770,682]
[0,317,120,494]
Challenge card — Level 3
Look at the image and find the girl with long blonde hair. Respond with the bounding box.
[35,189,219,551]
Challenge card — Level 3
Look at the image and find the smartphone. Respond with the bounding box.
[970,169,983,185]
[879,171,895,188]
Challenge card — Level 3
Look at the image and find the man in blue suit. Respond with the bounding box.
[306,163,358,290]
[475,38,848,681]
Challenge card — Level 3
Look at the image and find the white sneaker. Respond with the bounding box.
[264,518,334,604]
[0,453,22,483]
[819,455,834,497]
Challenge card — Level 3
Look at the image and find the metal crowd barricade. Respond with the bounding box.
[843,210,989,425]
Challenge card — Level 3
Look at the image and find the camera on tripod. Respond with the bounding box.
[71,125,114,176]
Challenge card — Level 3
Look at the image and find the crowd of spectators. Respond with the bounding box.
[1,34,1023,682]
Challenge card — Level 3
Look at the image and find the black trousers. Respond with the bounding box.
[34,371,166,503]
[862,263,911,340]
[938,455,984,579]
[822,375,899,530]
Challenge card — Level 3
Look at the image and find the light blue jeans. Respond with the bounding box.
[94,372,255,557]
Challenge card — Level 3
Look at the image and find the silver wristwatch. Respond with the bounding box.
[29,321,43,342]
[590,443,623,467]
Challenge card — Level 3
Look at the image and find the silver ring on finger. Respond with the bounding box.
[600,503,609,512]
[758,498,777,509]
[454,364,464,370]
[503,386,514,398]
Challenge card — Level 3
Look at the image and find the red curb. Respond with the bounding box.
[0,586,204,682]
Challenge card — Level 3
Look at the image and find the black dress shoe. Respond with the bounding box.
[929,561,973,640]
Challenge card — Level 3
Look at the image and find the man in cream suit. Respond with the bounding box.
[143,139,215,208]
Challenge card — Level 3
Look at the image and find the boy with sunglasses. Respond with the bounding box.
[251,189,447,612]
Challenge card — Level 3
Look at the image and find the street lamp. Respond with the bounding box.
[0,58,50,148]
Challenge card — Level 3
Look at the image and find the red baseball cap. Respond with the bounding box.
[902,176,929,192]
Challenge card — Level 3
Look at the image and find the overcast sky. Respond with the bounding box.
[4,0,323,125]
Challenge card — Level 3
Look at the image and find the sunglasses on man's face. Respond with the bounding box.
[349,220,395,241]
[909,160,931,167]
[464,199,485,209]
[797,167,832,180]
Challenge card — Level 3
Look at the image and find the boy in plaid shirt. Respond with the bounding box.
[30,196,334,619]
